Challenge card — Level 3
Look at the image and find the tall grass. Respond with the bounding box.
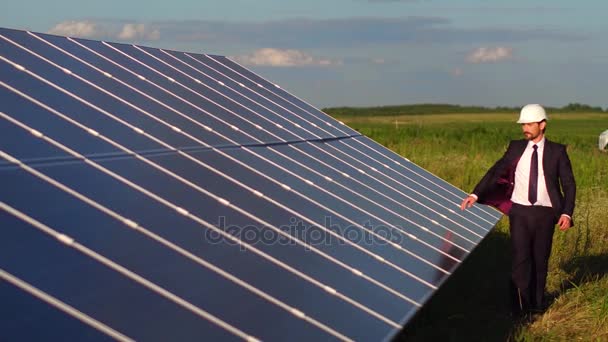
[333,111,608,341]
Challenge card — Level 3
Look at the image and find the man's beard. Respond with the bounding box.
[524,132,539,140]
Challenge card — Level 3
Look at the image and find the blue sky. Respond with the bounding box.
[2,0,607,108]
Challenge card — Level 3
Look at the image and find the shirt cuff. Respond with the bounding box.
[560,214,571,220]
[469,194,478,200]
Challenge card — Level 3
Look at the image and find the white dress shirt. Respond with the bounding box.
[511,138,553,207]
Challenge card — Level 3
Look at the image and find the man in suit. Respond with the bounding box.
[460,104,576,315]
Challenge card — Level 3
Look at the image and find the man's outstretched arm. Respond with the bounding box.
[460,141,514,211]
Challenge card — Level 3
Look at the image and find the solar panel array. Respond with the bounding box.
[0,27,501,341]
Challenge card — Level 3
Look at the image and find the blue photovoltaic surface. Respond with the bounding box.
[0,27,501,341]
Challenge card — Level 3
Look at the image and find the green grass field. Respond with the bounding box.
[329,110,608,341]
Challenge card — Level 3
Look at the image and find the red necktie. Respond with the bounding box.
[528,144,538,205]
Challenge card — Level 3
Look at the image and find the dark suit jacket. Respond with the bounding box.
[472,139,576,223]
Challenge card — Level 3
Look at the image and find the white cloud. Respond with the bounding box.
[118,23,160,41]
[48,20,160,41]
[450,67,464,77]
[232,48,341,67]
[466,46,513,63]
[48,20,101,38]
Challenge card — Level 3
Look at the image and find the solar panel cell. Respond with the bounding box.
[0,206,239,341]
[0,272,119,342]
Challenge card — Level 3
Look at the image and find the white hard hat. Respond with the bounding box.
[517,104,548,123]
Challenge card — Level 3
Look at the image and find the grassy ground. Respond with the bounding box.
[331,111,608,341]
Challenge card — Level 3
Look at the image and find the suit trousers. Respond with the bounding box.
[508,203,556,311]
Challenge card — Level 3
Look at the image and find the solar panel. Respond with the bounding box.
[0,27,501,341]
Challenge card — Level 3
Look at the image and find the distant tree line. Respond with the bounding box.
[322,103,607,117]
